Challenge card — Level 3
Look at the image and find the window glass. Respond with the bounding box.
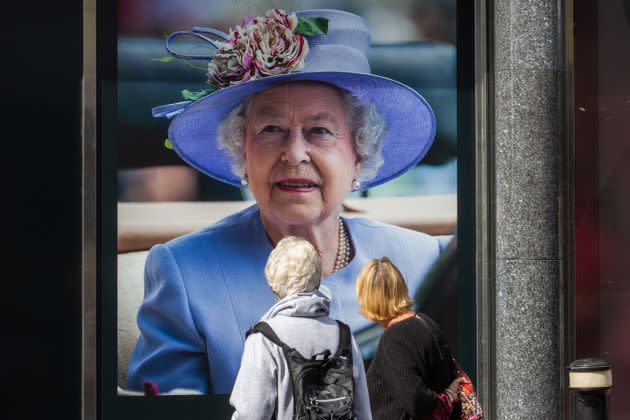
[112,0,468,412]
[574,1,630,417]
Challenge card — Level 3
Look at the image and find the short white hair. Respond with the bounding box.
[218,83,387,184]
[264,236,322,300]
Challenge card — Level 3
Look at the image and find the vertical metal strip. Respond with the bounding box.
[82,0,97,418]
[475,0,496,418]
[560,0,576,418]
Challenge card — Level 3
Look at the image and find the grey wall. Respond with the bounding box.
[494,0,564,418]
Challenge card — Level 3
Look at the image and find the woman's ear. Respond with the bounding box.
[354,154,363,178]
[241,134,249,177]
[241,134,247,162]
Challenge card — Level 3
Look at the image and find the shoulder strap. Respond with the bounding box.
[415,313,445,361]
[246,321,292,353]
[334,320,353,363]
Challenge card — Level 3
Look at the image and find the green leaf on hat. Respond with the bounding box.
[152,56,175,62]
[181,82,219,101]
[181,89,211,100]
[164,138,174,150]
[206,82,220,92]
[295,17,329,36]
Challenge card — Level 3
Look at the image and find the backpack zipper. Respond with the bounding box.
[312,396,350,404]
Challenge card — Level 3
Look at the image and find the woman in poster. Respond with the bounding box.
[127,8,450,395]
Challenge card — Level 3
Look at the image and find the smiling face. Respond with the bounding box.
[243,82,361,227]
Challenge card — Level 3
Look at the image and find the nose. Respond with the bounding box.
[281,129,310,165]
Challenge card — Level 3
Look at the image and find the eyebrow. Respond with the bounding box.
[250,107,341,126]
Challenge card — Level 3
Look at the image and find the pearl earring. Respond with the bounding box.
[241,174,248,187]
[352,179,361,190]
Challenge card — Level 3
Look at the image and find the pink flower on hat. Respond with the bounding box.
[208,9,308,87]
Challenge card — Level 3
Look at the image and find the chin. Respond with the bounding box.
[268,203,326,226]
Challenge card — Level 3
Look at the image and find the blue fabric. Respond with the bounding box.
[435,235,454,253]
[127,204,442,394]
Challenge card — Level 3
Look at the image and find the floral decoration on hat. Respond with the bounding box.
[167,9,328,102]
[209,9,319,87]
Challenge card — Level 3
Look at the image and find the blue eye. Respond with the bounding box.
[311,127,332,135]
[262,125,282,133]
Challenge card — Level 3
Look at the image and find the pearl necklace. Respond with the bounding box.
[334,218,351,272]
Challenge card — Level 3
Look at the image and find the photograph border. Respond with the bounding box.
[83,0,484,418]
[471,0,494,416]
[83,0,97,418]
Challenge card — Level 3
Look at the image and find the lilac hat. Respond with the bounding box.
[152,8,436,190]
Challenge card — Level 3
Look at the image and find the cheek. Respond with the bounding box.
[244,140,266,172]
[243,142,261,179]
[331,143,359,179]
[245,137,281,162]
[244,141,277,192]
[320,153,357,193]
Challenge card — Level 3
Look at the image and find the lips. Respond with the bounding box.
[274,178,319,192]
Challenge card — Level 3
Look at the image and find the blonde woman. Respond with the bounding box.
[356,257,466,420]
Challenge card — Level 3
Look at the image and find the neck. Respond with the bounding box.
[385,310,416,329]
[261,213,341,277]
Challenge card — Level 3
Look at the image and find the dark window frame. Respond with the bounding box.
[83,0,485,418]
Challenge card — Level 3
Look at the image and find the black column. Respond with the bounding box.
[5,1,83,419]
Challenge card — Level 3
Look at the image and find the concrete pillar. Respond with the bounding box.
[494,0,564,418]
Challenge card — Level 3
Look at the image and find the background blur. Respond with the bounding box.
[116,0,457,202]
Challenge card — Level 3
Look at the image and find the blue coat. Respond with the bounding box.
[127,204,449,394]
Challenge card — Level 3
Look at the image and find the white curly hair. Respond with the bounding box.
[264,236,322,300]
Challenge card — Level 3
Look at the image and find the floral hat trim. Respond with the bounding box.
[163,9,328,103]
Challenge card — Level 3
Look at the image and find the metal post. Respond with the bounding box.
[568,358,613,420]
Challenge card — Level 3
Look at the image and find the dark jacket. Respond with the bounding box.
[366,313,460,419]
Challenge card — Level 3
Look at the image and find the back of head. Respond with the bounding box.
[265,236,322,300]
[355,256,413,322]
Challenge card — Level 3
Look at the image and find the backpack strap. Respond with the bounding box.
[246,321,292,353]
[334,320,353,363]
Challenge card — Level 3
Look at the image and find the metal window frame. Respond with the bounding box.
[82,0,97,418]
[561,0,575,418]
[474,0,496,418]
[81,1,500,418]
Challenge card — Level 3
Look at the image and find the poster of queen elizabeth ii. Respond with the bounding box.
[121,4,457,396]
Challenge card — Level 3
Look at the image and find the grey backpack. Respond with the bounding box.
[246,320,355,419]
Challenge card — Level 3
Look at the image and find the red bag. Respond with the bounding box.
[451,359,484,420]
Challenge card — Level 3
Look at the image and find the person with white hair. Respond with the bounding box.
[230,236,371,419]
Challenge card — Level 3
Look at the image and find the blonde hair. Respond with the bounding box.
[265,236,322,300]
[355,257,413,322]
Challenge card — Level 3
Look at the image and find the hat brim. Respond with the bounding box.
[168,71,437,190]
